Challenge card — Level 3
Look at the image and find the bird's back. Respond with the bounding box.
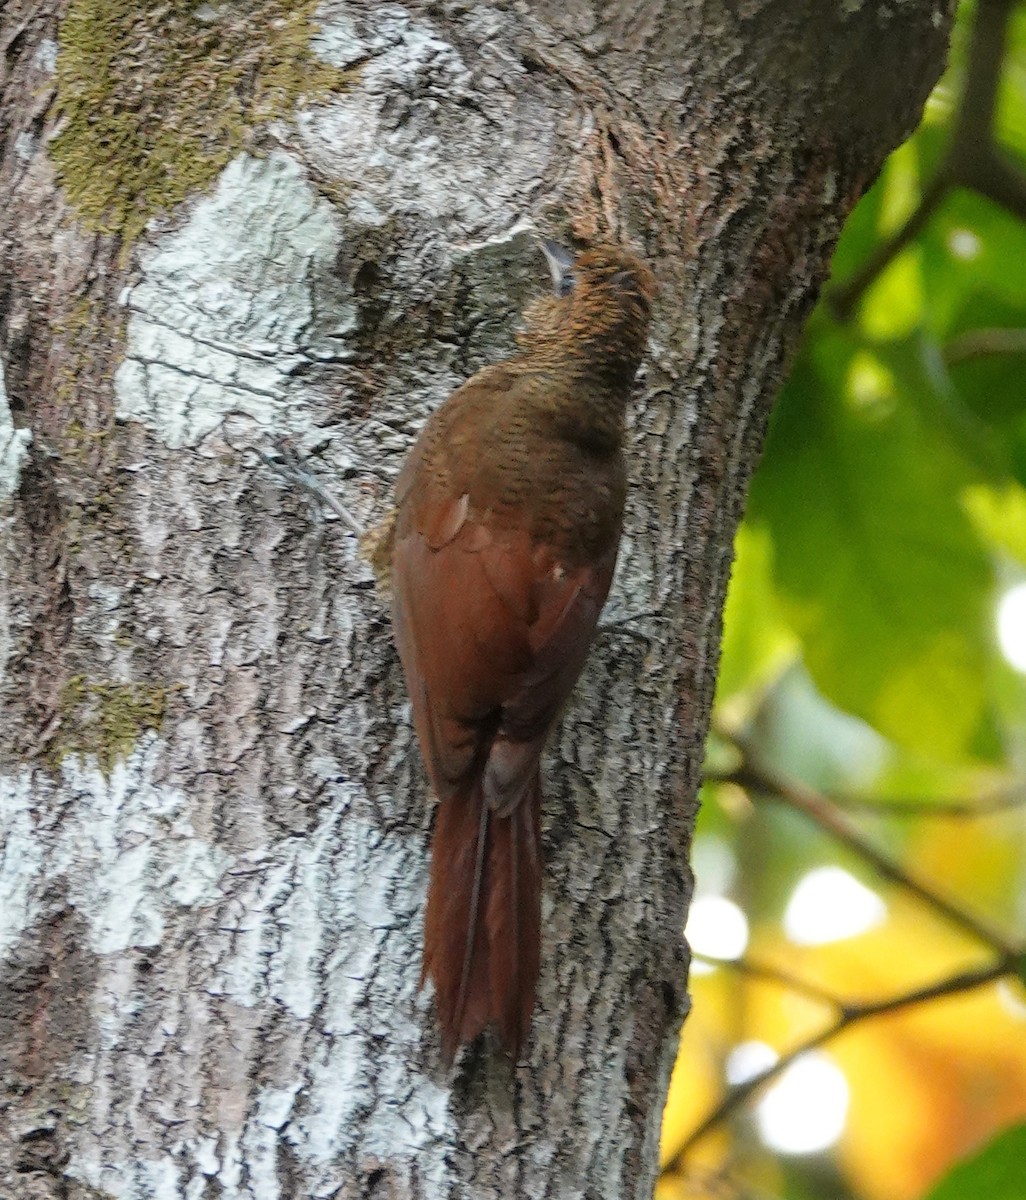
[390,242,655,1060]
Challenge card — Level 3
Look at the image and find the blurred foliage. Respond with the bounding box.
[660,2,1026,1198]
[921,1123,1026,1200]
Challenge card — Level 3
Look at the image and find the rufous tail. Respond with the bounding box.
[422,774,541,1063]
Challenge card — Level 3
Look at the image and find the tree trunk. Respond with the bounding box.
[0,2,952,1197]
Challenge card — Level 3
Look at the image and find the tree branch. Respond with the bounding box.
[945,326,1026,365]
[692,952,840,1009]
[705,767,1026,818]
[830,174,949,321]
[831,782,1026,817]
[662,953,1018,1172]
[714,734,1018,960]
[830,0,1025,319]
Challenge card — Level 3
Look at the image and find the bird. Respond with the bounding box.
[389,239,656,1063]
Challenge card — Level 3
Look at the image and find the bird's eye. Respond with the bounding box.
[558,270,575,297]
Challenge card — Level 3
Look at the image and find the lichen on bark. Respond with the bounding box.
[50,0,352,243]
[0,0,957,1195]
[54,675,172,774]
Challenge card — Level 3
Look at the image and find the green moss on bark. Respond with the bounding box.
[51,0,350,244]
[56,676,173,774]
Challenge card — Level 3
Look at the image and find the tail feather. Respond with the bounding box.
[423,773,542,1063]
[486,788,541,1059]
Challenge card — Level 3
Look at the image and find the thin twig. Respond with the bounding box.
[721,744,1017,960]
[831,784,1026,818]
[945,327,1026,365]
[830,175,949,321]
[704,767,1026,818]
[662,953,1018,1173]
[257,438,364,535]
[692,952,840,1008]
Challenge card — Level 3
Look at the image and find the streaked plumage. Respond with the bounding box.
[391,243,655,1061]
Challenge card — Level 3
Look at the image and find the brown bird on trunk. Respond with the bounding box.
[390,241,655,1062]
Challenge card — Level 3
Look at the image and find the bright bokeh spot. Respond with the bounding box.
[996,583,1026,672]
[947,228,981,259]
[756,1053,850,1155]
[726,1040,778,1086]
[686,895,749,972]
[691,834,737,899]
[660,7,1026,1193]
[784,866,886,945]
[847,351,896,413]
[997,979,1026,1020]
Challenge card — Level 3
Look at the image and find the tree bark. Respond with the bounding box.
[0,2,952,1197]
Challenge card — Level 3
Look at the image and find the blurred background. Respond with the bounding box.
[658,2,1026,1197]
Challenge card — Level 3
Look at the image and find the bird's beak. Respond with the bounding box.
[540,239,575,297]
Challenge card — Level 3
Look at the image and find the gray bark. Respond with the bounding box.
[0,2,952,1197]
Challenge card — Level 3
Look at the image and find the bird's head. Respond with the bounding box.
[521,240,656,381]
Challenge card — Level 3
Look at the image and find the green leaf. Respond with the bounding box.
[965,482,1026,565]
[859,249,924,340]
[943,298,1026,489]
[998,3,1026,151]
[921,1123,1026,1200]
[715,522,798,708]
[749,322,994,761]
[921,190,1026,335]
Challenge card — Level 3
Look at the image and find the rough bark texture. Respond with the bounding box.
[0,2,952,1197]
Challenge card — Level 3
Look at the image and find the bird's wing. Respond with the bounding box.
[392,492,616,815]
[393,363,517,518]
